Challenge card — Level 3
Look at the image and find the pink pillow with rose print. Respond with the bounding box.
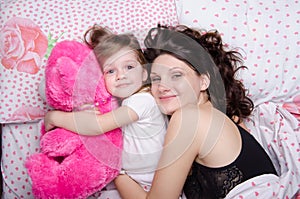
[0,0,179,123]
[0,17,48,122]
[1,17,48,74]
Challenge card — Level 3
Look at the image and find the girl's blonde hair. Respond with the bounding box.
[84,25,146,68]
[83,25,150,89]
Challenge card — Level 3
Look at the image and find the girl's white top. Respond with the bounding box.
[121,92,168,186]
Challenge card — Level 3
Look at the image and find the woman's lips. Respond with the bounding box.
[159,95,176,101]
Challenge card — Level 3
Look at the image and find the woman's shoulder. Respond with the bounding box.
[171,102,229,135]
[175,102,217,117]
[170,103,212,127]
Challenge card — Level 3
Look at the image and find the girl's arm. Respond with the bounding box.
[115,106,201,199]
[44,105,138,135]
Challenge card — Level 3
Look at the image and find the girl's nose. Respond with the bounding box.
[116,70,126,80]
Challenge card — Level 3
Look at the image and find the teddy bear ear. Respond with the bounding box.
[45,40,92,110]
[54,41,91,88]
[57,56,79,96]
[71,51,104,108]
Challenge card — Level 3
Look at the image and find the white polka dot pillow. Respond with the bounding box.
[175,0,300,107]
[0,0,179,123]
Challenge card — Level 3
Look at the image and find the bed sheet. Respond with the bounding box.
[1,121,42,199]
[226,102,300,198]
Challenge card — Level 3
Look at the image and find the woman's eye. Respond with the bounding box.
[171,73,182,80]
[150,76,160,83]
[127,65,134,70]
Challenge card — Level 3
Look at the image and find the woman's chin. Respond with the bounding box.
[158,105,176,116]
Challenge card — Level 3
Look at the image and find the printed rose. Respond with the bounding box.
[0,17,48,74]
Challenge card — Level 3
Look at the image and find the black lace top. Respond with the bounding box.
[183,125,277,199]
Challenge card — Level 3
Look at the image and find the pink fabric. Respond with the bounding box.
[283,94,300,121]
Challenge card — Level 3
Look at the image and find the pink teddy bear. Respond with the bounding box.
[25,40,123,199]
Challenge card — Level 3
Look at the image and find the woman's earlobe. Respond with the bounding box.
[200,75,210,91]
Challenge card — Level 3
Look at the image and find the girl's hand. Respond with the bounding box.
[44,111,58,131]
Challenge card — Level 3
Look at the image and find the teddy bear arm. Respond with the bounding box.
[40,128,83,157]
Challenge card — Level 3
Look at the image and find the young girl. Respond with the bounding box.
[114,24,277,199]
[44,25,168,196]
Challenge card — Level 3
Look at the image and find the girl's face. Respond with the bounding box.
[102,49,147,99]
[150,54,208,115]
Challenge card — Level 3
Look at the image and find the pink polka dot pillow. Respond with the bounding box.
[175,0,300,106]
[0,0,179,123]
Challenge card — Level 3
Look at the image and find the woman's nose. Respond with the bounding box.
[157,81,170,92]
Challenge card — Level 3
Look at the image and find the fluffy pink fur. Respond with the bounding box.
[25,41,123,199]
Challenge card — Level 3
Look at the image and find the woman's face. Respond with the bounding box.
[150,54,208,115]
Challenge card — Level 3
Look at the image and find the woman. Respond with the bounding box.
[114,25,277,199]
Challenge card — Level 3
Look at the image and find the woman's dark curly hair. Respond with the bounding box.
[144,24,253,123]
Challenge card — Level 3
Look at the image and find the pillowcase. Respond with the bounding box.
[0,0,179,123]
[175,0,300,106]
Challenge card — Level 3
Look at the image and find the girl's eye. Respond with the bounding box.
[104,69,115,74]
[125,61,138,70]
